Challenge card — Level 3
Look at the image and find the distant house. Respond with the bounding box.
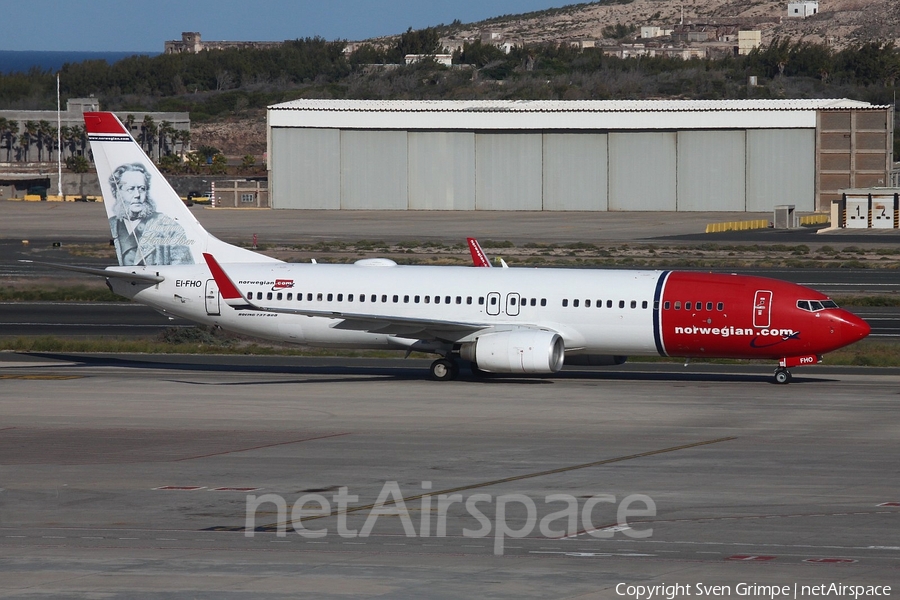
[738,31,762,55]
[787,2,819,18]
[405,54,453,67]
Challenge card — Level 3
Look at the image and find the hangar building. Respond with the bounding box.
[267,99,894,212]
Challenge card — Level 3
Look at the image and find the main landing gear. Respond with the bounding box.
[430,358,460,381]
[774,367,792,385]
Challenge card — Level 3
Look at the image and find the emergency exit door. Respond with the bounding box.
[205,279,220,315]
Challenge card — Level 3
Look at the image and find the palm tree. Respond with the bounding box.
[22,121,38,163]
[70,125,87,160]
[140,115,157,158]
[0,118,10,162]
[4,119,17,162]
[59,126,72,160]
[176,129,191,159]
[158,120,175,157]
[36,120,51,162]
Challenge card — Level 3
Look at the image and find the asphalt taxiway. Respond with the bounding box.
[0,353,898,597]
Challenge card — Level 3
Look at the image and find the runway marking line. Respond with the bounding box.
[172,431,351,462]
[0,374,83,380]
[253,436,737,534]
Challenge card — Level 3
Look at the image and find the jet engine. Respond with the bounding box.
[460,330,565,374]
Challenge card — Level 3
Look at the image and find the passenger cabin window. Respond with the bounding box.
[674,301,681,310]
[456,296,462,304]
[415,295,420,304]
[348,294,354,302]
[619,300,625,309]
[631,300,637,309]
[307,293,313,301]
[467,297,473,305]
[706,302,713,311]
[277,293,283,301]
[642,300,648,309]
[585,299,591,308]
[541,299,547,307]
[327,293,333,302]
[478,297,485,305]
[404,295,409,303]
[717,302,724,311]
[664,301,671,310]
[267,292,273,300]
[562,299,568,307]
[382,295,388,303]
[573,299,579,308]
[360,294,365,302]
[256,292,263,300]
[490,296,498,306]
[445,296,451,304]
[393,295,399,303]
[606,300,612,308]
[531,299,537,307]
[685,302,691,310]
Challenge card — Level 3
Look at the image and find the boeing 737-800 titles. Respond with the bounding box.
[30,112,871,383]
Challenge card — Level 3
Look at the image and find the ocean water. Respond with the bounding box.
[0,50,160,75]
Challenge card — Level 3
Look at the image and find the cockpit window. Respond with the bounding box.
[798,299,838,312]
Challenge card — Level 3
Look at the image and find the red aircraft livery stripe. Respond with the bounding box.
[83,112,129,135]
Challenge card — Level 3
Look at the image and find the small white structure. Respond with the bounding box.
[738,31,762,55]
[787,2,819,18]
[405,54,453,67]
[641,26,673,39]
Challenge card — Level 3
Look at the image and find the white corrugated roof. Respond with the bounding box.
[270,98,884,113]
[267,99,889,131]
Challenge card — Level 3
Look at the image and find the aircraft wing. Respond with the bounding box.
[203,253,490,341]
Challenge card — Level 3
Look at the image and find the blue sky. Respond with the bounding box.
[4,0,580,52]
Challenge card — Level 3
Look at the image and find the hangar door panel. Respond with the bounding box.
[408,132,476,210]
[747,129,815,212]
[475,133,542,210]
[677,130,746,211]
[609,132,676,211]
[271,128,340,209]
[341,130,408,209]
[543,133,608,211]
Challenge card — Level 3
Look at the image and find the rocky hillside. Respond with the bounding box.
[191,112,267,158]
[450,0,900,49]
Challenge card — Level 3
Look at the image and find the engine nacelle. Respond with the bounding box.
[460,330,565,374]
[564,355,628,366]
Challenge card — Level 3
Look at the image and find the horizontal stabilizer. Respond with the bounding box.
[19,260,164,283]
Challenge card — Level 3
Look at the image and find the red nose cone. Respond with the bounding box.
[840,310,871,345]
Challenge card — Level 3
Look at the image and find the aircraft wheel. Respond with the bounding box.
[430,358,459,381]
[774,368,792,384]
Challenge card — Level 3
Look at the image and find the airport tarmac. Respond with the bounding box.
[0,354,898,598]
[3,200,899,247]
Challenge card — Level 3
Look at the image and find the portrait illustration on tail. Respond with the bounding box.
[107,162,195,266]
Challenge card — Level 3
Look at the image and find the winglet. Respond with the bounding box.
[467,238,492,268]
[203,253,252,308]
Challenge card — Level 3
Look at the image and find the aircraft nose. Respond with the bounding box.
[839,310,871,345]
